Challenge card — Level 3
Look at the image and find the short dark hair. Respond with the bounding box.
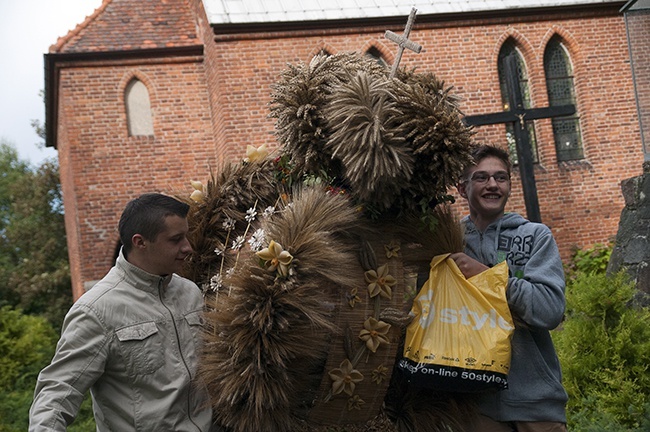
[119,193,189,256]
[464,144,512,178]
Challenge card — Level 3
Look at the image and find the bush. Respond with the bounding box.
[565,242,612,280]
[0,307,95,431]
[0,307,56,430]
[0,389,95,432]
[553,271,650,430]
[0,306,57,391]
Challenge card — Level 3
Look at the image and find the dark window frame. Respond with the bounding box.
[544,37,584,161]
[498,40,539,165]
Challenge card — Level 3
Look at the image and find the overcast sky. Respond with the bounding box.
[0,0,103,166]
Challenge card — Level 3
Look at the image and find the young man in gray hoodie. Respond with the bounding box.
[451,145,568,432]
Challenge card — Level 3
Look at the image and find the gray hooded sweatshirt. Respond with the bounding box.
[462,212,568,423]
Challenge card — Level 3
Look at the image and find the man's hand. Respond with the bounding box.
[449,252,489,279]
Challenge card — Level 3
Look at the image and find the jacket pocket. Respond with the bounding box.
[115,321,164,375]
[184,310,204,327]
[184,310,204,353]
[507,329,565,401]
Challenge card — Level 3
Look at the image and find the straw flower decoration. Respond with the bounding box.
[384,241,400,259]
[371,364,389,385]
[255,240,293,277]
[359,317,391,353]
[364,264,396,299]
[347,287,362,308]
[189,180,206,203]
[328,359,364,396]
[244,144,269,163]
[347,395,365,411]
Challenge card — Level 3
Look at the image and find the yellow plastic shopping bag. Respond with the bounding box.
[398,253,514,392]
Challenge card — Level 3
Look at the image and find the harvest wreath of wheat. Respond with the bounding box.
[181,9,481,432]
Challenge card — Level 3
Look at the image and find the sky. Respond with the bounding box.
[0,0,103,166]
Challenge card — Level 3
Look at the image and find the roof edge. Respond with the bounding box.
[50,0,112,53]
[44,45,204,149]
[210,2,626,37]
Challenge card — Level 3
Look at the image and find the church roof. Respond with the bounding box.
[203,0,622,24]
[621,0,650,11]
[51,0,202,54]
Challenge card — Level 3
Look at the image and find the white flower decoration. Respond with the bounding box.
[248,228,266,251]
[222,216,236,230]
[245,207,257,223]
[210,274,223,292]
[232,235,245,250]
[263,206,276,218]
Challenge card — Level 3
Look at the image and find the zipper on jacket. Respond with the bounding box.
[477,230,488,265]
[158,278,203,432]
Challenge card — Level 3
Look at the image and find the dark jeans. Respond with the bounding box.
[463,415,567,432]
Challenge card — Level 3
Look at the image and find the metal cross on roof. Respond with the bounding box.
[385,8,422,78]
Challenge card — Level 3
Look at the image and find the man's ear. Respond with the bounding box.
[132,234,146,250]
[457,182,468,199]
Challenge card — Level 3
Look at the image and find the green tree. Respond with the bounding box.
[0,141,72,328]
[0,143,30,307]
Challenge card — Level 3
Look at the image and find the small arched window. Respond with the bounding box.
[125,79,154,136]
[498,40,538,164]
[365,47,387,67]
[316,48,331,57]
[544,37,583,161]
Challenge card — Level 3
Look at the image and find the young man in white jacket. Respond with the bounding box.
[30,193,213,431]
[451,145,568,432]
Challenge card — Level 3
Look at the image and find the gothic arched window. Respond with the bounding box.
[365,47,387,67]
[544,37,583,161]
[125,79,154,136]
[498,40,538,164]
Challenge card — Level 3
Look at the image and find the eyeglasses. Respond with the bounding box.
[467,171,510,184]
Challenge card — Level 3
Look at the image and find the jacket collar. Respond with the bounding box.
[116,248,172,293]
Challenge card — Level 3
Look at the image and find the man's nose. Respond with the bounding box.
[181,238,193,254]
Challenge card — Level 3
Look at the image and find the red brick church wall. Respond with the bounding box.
[52,1,643,299]
[198,6,641,262]
[56,57,216,299]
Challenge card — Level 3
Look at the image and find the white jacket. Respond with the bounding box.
[29,250,213,431]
